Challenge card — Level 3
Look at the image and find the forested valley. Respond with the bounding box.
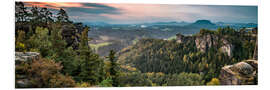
[15,2,257,88]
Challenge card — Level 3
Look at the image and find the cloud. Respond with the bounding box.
[23,2,122,15]
[65,4,121,15]
[21,2,257,24]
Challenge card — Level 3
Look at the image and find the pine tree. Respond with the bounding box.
[76,27,104,85]
[40,7,54,24]
[56,8,70,23]
[108,50,120,87]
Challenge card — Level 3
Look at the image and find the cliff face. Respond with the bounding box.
[219,60,258,85]
[61,24,85,50]
[176,33,234,57]
[195,34,219,53]
[220,38,234,57]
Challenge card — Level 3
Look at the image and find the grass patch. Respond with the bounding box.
[167,36,176,40]
[89,42,112,51]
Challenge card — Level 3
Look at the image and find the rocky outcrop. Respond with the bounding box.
[15,52,40,88]
[60,23,88,50]
[194,34,233,57]
[176,33,234,57]
[176,33,186,43]
[195,34,218,52]
[219,60,258,85]
[61,25,78,48]
[220,39,233,57]
[15,52,40,64]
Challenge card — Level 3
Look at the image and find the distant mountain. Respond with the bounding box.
[143,21,190,26]
[187,20,216,29]
[191,20,215,26]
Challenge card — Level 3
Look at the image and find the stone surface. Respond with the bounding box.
[61,24,86,50]
[220,39,234,57]
[61,25,77,48]
[176,33,185,43]
[219,60,258,85]
[195,34,218,52]
[15,52,40,63]
[15,52,40,88]
[194,34,233,57]
[16,79,30,88]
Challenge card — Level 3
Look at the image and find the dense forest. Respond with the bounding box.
[15,2,257,88]
[118,27,257,83]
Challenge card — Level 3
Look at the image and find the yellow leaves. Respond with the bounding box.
[157,72,165,76]
[146,72,154,76]
[16,42,26,52]
[169,54,174,60]
[121,65,137,72]
[76,82,91,87]
[29,48,39,52]
[18,42,25,48]
[16,30,26,52]
[206,78,220,85]
[183,55,188,63]
[205,64,209,68]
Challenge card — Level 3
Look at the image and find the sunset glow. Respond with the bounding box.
[23,2,257,24]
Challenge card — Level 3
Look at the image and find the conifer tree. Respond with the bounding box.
[56,8,70,23]
[108,50,120,87]
[76,26,104,85]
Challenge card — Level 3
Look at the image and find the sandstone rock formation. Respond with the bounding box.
[176,33,234,57]
[176,33,188,44]
[194,34,233,57]
[219,60,257,85]
[61,25,78,49]
[176,33,185,43]
[15,52,40,88]
[15,52,40,63]
[61,23,88,50]
[220,39,233,57]
[195,34,218,52]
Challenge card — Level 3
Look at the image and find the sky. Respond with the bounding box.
[23,2,258,24]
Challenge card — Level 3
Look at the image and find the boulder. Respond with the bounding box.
[219,60,258,85]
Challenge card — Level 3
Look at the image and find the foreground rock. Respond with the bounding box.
[219,60,258,85]
[15,52,40,88]
[15,52,40,64]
